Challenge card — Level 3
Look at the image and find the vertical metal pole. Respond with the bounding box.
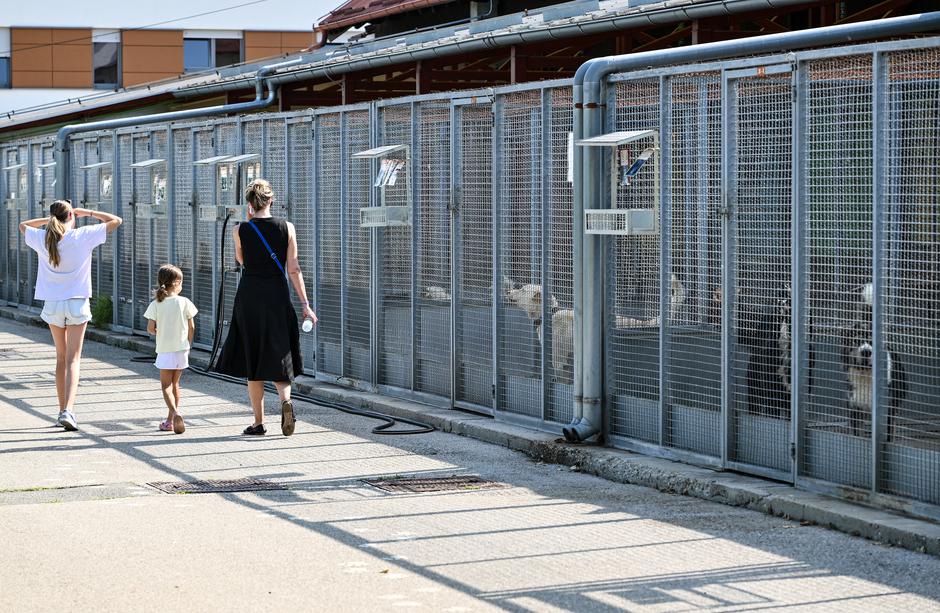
[491,95,503,413]
[26,144,34,308]
[210,126,219,335]
[111,132,121,326]
[130,136,138,332]
[790,64,806,482]
[340,112,348,378]
[659,75,672,447]
[370,104,381,390]
[167,127,176,268]
[540,87,551,421]
[720,71,736,468]
[0,149,6,304]
[410,102,419,392]
[283,118,290,219]
[449,103,459,408]
[147,132,156,329]
[311,116,320,375]
[871,50,886,493]
[188,128,197,310]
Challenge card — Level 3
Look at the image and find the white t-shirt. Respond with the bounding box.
[143,295,198,354]
[24,224,108,301]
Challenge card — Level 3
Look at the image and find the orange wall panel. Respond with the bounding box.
[11,44,52,71]
[53,45,92,72]
[245,46,282,62]
[52,71,92,88]
[11,28,52,45]
[281,31,313,50]
[11,71,54,88]
[52,28,91,45]
[245,31,282,48]
[122,29,183,47]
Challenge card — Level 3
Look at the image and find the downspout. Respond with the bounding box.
[564,11,940,443]
[54,57,302,200]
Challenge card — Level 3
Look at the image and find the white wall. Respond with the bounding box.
[2,0,340,32]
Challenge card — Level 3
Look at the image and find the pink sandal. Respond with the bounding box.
[159,420,173,432]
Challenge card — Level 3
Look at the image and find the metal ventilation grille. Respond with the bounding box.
[362,475,508,494]
[147,478,285,494]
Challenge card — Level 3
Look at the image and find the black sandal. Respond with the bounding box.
[243,423,267,436]
[281,400,295,437]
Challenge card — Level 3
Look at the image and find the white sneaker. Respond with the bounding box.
[55,413,67,427]
[59,410,78,431]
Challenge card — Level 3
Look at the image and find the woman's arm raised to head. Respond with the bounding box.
[74,208,123,233]
[18,217,49,234]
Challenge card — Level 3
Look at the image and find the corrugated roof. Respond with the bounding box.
[319,0,457,31]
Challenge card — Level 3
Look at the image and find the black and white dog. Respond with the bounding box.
[842,283,907,439]
[743,286,814,419]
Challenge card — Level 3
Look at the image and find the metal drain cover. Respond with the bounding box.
[363,475,508,494]
[147,478,285,494]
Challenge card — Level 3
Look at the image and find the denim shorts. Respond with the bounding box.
[40,298,92,328]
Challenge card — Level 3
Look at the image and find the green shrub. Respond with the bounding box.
[91,295,113,329]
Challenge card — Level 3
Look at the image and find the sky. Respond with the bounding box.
[3,0,343,32]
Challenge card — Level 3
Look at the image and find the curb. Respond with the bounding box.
[2,304,938,557]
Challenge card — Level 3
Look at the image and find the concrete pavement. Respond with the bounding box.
[2,316,940,612]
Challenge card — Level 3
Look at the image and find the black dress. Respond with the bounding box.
[214,217,303,381]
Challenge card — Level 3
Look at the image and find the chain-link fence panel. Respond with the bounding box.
[172,128,194,307]
[415,101,451,399]
[728,71,794,476]
[546,86,575,426]
[664,73,722,458]
[879,47,940,506]
[454,102,493,410]
[496,89,543,419]
[315,112,343,376]
[215,121,240,350]
[607,78,662,443]
[287,118,316,373]
[800,55,874,489]
[132,133,153,331]
[116,133,135,329]
[376,103,414,390]
[192,127,217,348]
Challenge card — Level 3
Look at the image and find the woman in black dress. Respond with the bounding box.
[214,179,317,435]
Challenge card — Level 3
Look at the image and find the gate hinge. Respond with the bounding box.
[789,442,796,460]
[491,384,496,398]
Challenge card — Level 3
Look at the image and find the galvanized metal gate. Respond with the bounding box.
[724,63,797,480]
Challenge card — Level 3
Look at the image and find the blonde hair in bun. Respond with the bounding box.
[245,178,274,211]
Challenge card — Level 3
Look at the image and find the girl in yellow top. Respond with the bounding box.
[144,264,198,434]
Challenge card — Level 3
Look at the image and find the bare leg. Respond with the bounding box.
[62,323,87,413]
[247,380,265,425]
[48,324,67,413]
[160,369,177,421]
[172,370,183,414]
[274,381,291,403]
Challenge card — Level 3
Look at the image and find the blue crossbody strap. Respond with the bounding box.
[245,219,286,277]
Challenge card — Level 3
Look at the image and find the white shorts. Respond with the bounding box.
[155,350,190,370]
[41,298,92,328]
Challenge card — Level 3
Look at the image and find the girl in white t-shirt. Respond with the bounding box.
[19,199,122,431]
[144,264,198,434]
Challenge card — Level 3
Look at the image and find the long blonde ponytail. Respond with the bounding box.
[45,200,72,268]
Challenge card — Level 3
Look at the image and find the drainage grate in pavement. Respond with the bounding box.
[362,476,509,494]
[147,478,286,494]
[0,348,27,360]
